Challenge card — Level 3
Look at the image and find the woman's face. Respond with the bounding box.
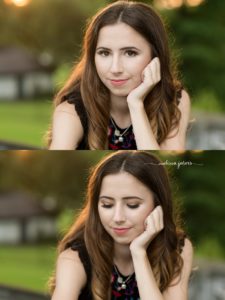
[95,22,152,98]
[98,172,155,245]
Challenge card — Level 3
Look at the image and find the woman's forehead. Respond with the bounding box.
[99,172,154,198]
[96,22,151,49]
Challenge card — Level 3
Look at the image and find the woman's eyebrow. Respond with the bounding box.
[99,196,144,200]
[99,196,114,200]
[122,196,144,201]
[96,46,141,51]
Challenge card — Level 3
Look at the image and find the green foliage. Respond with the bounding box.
[0,151,108,207]
[53,63,73,90]
[195,237,225,260]
[166,0,225,109]
[170,151,225,256]
[0,0,86,63]
[192,90,222,112]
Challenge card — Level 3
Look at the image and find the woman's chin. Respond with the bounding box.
[110,90,130,98]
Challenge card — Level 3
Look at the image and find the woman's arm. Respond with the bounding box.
[128,100,160,150]
[163,239,193,300]
[130,207,193,300]
[51,249,87,300]
[49,101,84,150]
[160,90,191,150]
[127,58,191,150]
[127,57,161,150]
[130,206,164,300]
[128,90,191,150]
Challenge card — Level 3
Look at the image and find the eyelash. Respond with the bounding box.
[101,204,140,209]
[125,50,138,57]
[97,50,110,57]
[97,50,138,57]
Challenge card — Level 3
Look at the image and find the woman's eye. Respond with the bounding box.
[125,50,138,57]
[101,204,113,208]
[127,204,140,209]
[97,50,110,57]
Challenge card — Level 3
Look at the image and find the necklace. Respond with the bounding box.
[110,117,132,143]
[113,265,133,290]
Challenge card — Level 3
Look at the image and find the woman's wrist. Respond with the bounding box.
[127,98,145,111]
[130,244,147,258]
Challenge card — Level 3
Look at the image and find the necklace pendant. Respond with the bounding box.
[121,283,126,289]
[118,136,124,143]
[115,129,120,136]
[117,276,123,284]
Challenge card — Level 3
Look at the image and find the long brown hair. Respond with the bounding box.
[50,151,185,299]
[47,1,182,149]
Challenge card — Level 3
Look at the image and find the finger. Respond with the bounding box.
[152,206,161,230]
[152,58,161,84]
[142,65,152,84]
[145,214,155,233]
[157,206,164,230]
[155,57,161,82]
[146,58,160,85]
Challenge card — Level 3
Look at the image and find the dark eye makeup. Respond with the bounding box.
[100,202,140,209]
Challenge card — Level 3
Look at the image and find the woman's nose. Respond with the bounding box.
[113,205,126,223]
[110,55,123,74]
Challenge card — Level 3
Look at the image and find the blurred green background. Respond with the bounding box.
[0,150,225,292]
[0,0,225,147]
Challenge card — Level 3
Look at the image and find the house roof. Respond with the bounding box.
[0,190,59,219]
[0,46,54,75]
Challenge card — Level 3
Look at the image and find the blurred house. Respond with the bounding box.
[0,190,59,244]
[0,46,55,100]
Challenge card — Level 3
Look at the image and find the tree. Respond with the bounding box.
[166,0,225,108]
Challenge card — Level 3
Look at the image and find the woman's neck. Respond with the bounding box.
[113,242,134,276]
[110,94,131,128]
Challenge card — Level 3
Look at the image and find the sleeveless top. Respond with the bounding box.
[67,239,140,300]
[64,88,183,150]
[67,237,185,300]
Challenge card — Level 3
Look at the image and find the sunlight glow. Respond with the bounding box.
[186,0,204,7]
[154,0,204,9]
[4,0,30,7]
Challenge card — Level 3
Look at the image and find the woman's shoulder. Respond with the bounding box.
[180,238,193,281]
[181,238,193,262]
[57,248,87,279]
[50,101,84,149]
[176,89,191,132]
[178,89,191,113]
[52,249,87,299]
[59,247,83,261]
[54,100,80,117]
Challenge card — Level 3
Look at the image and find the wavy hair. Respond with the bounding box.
[47,1,182,149]
[49,151,185,299]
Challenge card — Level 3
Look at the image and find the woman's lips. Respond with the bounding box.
[113,227,131,235]
[110,79,128,86]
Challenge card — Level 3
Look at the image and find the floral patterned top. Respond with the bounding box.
[111,265,140,299]
[108,118,137,150]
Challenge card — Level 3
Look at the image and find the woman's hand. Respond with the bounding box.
[130,206,164,255]
[127,57,161,105]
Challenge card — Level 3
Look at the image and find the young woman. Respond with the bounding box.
[48,1,191,150]
[50,151,193,300]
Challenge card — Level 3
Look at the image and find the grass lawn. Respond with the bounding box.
[0,244,56,293]
[0,100,52,148]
